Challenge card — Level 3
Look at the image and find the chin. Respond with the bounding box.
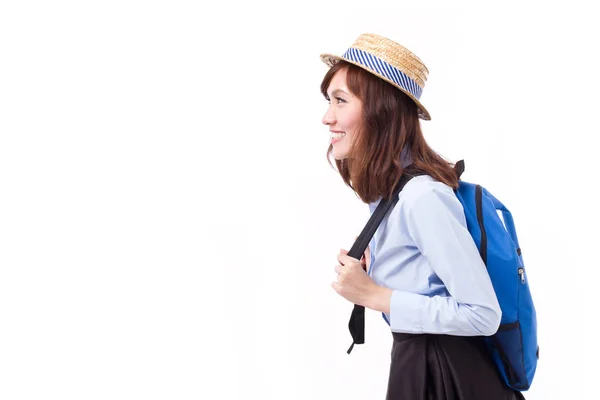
[332,152,348,161]
[332,146,350,160]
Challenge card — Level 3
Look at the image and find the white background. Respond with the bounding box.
[1,1,598,399]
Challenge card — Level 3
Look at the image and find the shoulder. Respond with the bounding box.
[398,175,464,220]
[400,175,455,204]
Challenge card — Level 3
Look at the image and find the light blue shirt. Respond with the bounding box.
[367,175,501,336]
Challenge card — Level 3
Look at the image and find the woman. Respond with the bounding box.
[321,33,525,400]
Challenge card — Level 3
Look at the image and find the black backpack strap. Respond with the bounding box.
[454,159,465,180]
[346,168,426,354]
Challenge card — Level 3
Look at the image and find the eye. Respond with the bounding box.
[335,97,346,104]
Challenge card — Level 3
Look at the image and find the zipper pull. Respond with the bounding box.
[518,267,525,284]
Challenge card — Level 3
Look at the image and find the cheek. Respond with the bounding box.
[345,114,362,141]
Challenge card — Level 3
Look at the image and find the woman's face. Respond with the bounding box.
[322,68,363,160]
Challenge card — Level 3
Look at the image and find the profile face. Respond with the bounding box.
[322,68,363,160]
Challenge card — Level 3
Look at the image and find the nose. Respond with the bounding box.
[322,105,336,126]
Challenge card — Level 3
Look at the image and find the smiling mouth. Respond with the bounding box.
[330,132,346,142]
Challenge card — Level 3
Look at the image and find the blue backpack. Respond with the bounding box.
[453,160,539,391]
[346,160,539,391]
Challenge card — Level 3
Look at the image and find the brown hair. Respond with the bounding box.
[320,61,459,204]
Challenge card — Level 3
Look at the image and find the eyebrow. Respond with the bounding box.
[328,88,349,97]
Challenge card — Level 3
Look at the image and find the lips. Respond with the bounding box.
[330,131,346,141]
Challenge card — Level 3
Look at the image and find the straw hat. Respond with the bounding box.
[320,33,431,120]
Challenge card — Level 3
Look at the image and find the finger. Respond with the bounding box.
[331,281,342,294]
[340,248,348,255]
[334,265,344,274]
[338,253,359,266]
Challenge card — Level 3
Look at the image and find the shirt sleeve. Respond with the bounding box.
[388,183,501,336]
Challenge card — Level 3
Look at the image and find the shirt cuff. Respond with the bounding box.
[389,290,425,333]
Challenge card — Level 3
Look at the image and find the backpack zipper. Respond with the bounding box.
[518,267,525,284]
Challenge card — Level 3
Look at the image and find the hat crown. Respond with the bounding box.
[350,33,428,89]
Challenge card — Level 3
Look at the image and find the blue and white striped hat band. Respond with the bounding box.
[320,33,431,120]
[342,48,424,101]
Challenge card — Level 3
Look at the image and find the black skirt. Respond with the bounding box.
[386,333,526,400]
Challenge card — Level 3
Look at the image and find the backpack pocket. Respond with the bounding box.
[489,321,529,390]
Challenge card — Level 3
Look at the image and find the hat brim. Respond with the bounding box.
[320,53,431,121]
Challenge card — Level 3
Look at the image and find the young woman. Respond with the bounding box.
[321,33,525,400]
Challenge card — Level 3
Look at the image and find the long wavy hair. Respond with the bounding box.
[321,61,459,204]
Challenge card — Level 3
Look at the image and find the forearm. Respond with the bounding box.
[389,290,501,336]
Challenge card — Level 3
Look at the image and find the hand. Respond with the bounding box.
[332,249,380,307]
